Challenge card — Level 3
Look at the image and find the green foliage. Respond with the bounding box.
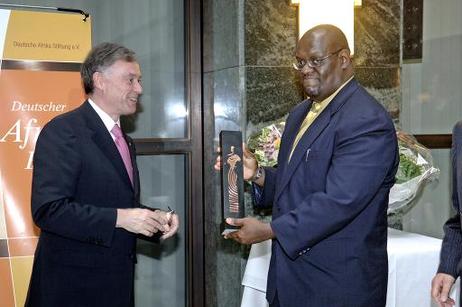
[395,151,423,184]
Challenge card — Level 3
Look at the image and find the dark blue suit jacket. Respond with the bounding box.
[255,79,399,306]
[25,101,140,307]
[438,122,462,284]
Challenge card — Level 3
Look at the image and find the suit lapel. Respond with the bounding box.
[275,106,331,201]
[81,102,134,190]
[274,79,359,202]
[276,100,311,179]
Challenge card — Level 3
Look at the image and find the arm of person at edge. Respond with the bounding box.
[431,123,462,307]
[431,213,459,307]
[214,145,275,244]
[432,262,457,307]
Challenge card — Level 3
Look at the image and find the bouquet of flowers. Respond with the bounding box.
[247,122,285,167]
[387,129,440,214]
[248,122,439,214]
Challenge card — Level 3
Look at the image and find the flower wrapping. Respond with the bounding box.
[388,129,439,214]
[247,122,439,214]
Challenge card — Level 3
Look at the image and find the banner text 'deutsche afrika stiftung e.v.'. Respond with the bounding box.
[0,8,91,307]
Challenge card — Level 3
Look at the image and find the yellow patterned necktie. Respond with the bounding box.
[288,102,322,162]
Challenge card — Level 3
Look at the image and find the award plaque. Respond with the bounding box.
[220,130,245,234]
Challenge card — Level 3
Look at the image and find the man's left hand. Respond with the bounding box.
[431,273,456,307]
[160,212,180,241]
[224,217,274,244]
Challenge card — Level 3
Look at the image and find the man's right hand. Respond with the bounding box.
[214,144,261,182]
[116,208,170,236]
[431,273,456,307]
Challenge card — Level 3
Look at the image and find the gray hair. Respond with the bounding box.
[81,42,137,94]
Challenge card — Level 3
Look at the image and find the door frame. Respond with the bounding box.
[133,0,204,306]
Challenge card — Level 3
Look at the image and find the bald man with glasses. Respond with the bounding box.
[217,24,399,306]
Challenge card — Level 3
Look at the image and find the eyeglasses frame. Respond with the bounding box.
[293,48,344,71]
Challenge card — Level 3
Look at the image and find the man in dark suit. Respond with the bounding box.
[25,42,179,307]
[431,122,462,307]
[217,24,398,306]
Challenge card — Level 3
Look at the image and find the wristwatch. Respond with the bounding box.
[251,166,264,182]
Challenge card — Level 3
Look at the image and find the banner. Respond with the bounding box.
[0,9,91,306]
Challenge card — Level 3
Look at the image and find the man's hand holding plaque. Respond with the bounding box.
[215,131,274,243]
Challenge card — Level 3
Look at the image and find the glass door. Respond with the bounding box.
[135,155,187,306]
[91,0,203,306]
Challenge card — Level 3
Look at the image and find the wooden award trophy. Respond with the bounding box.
[219,130,245,234]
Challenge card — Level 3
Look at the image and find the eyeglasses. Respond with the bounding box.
[293,48,343,70]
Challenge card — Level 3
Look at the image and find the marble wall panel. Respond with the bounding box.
[354,0,401,67]
[355,67,400,89]
[245,0,298,66]
[203,67,245,307]
[203,0,243,72]
[355,67,401,119]
[246,67,303,127]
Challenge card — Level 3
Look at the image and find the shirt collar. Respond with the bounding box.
[312,76,355,110]
[88,98,120,134]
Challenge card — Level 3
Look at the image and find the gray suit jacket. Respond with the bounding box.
[439,121,462,279]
